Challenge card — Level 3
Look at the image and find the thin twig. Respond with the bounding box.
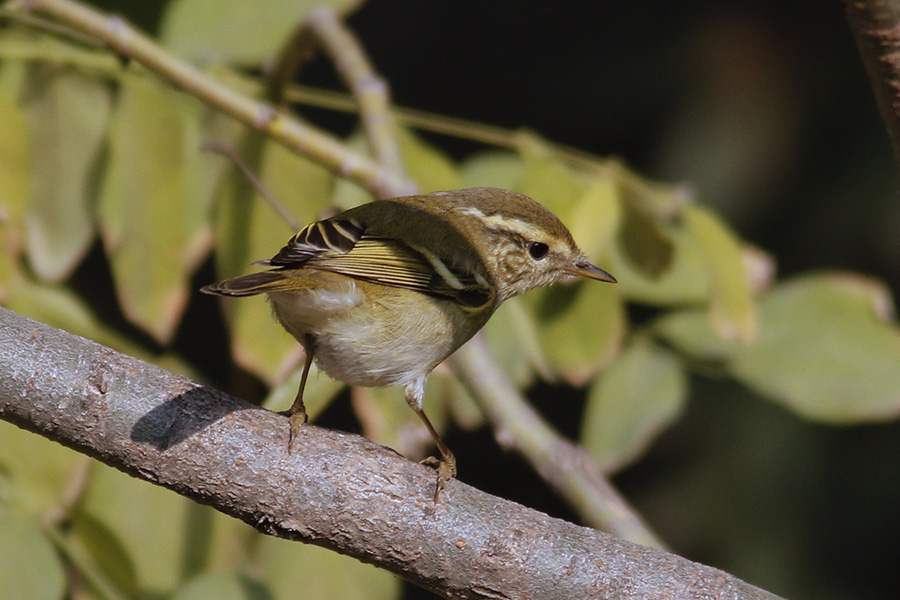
[450,336,666,549]
[11,0,410,199]
[8,0,661,548]
[201,141,303,231]
[300,8,411,188]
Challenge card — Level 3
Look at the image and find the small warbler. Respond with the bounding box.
[202,187,615,499]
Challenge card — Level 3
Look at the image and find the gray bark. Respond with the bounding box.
[0,306,783,600]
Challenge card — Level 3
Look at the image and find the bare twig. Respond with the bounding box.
[302,8,410,185]
[451,336,666,549]
[201,141,303,231]
[0,307,783,600]
[845,0,900,175]
[11,0,409,198]
[7,0,663,549]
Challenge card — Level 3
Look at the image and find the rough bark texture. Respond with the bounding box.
[0,307,783,600]
[845,0,900,174]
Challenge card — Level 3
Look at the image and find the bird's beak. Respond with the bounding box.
[566,261,617,283]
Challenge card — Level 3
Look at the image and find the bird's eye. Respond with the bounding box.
[528,241,549,260]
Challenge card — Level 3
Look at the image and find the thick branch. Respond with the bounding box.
[845,0,900,174]
[0,307,782,600]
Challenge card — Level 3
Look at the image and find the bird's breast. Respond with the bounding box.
[267,275,480,389]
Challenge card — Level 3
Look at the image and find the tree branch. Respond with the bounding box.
[0,306,782,600]
[10,0,410,198]
[845,0,900,174]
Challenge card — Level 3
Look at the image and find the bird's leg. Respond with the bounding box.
[405,384,456,501]
[285,336,315,453]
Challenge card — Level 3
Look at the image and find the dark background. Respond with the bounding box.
[93,1,900,598]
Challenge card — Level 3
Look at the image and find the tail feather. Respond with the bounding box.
[201,271,291,297]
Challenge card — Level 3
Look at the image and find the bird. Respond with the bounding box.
[201,187,616,499]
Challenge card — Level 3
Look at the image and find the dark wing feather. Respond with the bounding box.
[262,219,365,267]
[210,216,494,308]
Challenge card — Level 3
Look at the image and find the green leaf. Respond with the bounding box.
[160,0,362,65]
[80,462,193,593]
[459,149,525,190]
[98,69,214,344]
[352,381,448,460]
[531,280,625,386]
[3,279,194,376]
[483,296,546,387]
[0,421,86,515]
[565,178,620,263]
[516,135,586,219]
[656,274,900,423]
[616,192,674,276]
[683,204,756,342]
[607,218,709,306]
[22,65,111,281]
[397,127,461,192]
[581,338,687,472]
[439,370,485,431]
[261,361,344,419]
[67,510,140,598]
[0,62,30,297]
[255,535,400,600]
[173,573,272,600]
[212,135,333,384]
[0,26,120,73]
[0,514,65,600]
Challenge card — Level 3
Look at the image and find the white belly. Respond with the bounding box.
[267,279,466,389]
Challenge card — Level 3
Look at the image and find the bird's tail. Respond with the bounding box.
[200,271,293,297]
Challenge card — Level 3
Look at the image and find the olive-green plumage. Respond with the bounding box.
[202,187,615,499]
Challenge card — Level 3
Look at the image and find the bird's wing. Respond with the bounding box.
[263,218,493,308]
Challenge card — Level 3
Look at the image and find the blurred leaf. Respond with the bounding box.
[352,381,448,460]
[581,338,687,473]
[3,279,194,376]
[261,361,344,419]
[616,190,674,276]
[459,149,525,190]
[213,136,333,384]
[0,26,120,72]
[607,219,709,306]
[0,513,65,600]
[653,308,732,363]
[531,280,625,385]
[565,178,621,263]
[160,0,362,65]
[438,370,485,431]
[98,69,214,344]
[80,462,192,593]
[173,572,272,600]
[656,274,900,423]
[67,510,140,598]
[0,62,30,297]
[683,204,756,342]
[397,127,461,192]
[200,511,257,574]
[0,421,84,515]
[22,65,111,281]
[483,296,547,387]
[255,535,400,600]
[516,134,586,218]
[330,132,372,208]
